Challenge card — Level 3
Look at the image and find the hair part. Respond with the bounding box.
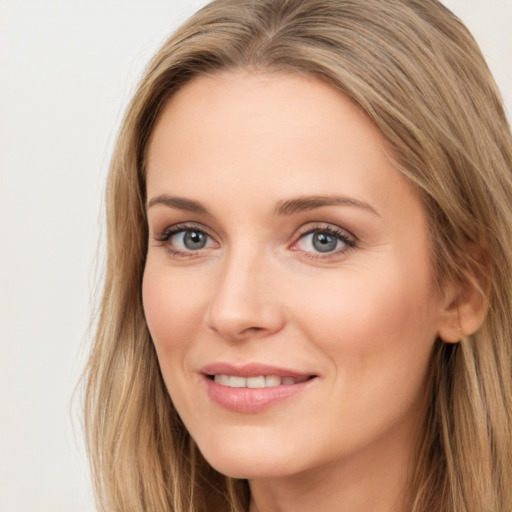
[84,1,512,510]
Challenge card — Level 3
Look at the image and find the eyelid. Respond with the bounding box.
[154,222,213,242]
[294,222,355,239]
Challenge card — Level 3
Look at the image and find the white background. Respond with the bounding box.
[0,1,510,511]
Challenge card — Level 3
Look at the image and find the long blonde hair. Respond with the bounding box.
[84,1,512,510]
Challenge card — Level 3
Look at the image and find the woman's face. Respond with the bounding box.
[143,71,449,480]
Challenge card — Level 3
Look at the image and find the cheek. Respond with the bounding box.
[142,264,207,358]
[281,264,440,452]
[290,260,439,384]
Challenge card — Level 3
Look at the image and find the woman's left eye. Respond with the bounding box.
[293,227,356,256]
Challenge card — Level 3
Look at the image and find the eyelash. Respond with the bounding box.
[153,222,357,259]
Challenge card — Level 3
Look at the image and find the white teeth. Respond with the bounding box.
[229,376,246,388]
[213,374,307,388]
[215,374,230,386]
[265,375,281,387]
[247,376,266,388]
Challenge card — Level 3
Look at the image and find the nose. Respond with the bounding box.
[205,248,286,341]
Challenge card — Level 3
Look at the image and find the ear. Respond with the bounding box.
[437,273,488,343]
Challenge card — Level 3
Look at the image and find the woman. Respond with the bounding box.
[84,0,512,511]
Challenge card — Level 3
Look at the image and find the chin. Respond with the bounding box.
[194,428,303,479]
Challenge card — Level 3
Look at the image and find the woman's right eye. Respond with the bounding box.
[155,225,217,255]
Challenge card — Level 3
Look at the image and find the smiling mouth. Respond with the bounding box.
[208,374,313,388]
[203,370,317,413]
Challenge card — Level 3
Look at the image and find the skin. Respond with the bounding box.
[142,71,458,512]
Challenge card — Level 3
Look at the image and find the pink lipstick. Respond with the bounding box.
[200,363,317,413]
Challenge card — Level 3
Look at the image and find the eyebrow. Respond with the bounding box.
[147,194,209,214]
[147,193,379,217]
[274,195,380,216]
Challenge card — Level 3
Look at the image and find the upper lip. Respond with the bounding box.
[200,362,315,379]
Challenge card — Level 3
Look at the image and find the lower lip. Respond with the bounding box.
[203,376,315,413]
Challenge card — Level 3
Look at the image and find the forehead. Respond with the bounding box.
[147,70,388,163]
[145,70,421,224]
